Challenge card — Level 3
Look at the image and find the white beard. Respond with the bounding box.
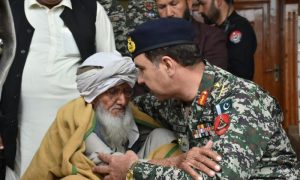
[95,104,134,151]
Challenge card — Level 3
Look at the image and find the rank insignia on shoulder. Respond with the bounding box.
[214,114,230,136]
[215,99,232,115]
[197,90,209,106]
[229,30,242,44]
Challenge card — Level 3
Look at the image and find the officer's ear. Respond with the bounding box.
[160,55,176,77]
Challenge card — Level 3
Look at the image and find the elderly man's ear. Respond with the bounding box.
[91,96,99,109]
[160,56,177,77]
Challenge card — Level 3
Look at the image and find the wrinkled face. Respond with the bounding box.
[156,0,189,18]
[134,54,171,100]
[197,0,220,25]
[93,83,133,117]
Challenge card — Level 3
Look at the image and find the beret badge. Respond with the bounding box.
[127,37,136,53]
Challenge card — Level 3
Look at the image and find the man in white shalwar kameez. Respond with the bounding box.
[13,0,115,176]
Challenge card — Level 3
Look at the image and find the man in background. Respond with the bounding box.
[155,0,228,70]
[99,0,130,56]
[0,0,16,179]
[195,0,257,80]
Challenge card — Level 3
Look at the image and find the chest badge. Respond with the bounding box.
[229,30,242,44]
[197,90,209,106]
[214,114,230,136]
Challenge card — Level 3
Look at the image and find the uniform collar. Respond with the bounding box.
[26,0,72,9]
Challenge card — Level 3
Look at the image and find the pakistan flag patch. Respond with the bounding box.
[215,99,232,115]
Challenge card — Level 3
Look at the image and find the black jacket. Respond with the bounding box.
[218,11,257,80]
[193,20,228,70]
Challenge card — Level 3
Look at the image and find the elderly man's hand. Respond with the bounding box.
[179,141,222,180]
[92,150,138,180]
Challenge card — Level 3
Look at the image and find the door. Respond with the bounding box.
[235,0,299,129]
[235,0,283,104]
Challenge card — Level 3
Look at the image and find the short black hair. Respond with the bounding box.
[144,44,203,67]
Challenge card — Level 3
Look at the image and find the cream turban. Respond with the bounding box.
[76,51,137,103]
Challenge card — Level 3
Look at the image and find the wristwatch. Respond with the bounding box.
[126,161,139,180]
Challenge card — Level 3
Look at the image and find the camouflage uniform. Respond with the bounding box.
[98,0,129,55]
[132,61,300,179]
[126,0,159,33]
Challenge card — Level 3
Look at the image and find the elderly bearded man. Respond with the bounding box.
[22,51,221,180]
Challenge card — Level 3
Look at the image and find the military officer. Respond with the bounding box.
[98,0,129,55]
[126,0,159,33]
[195,0,257,80]
[93,18,299,180]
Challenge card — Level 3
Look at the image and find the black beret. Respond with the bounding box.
[128,18,196,58]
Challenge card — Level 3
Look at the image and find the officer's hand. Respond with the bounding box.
[93,150,138,180]
[178,141,222,180]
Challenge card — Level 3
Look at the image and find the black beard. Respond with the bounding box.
[183,8,192,21]
[201,13,215,25]
[201,3,221,25]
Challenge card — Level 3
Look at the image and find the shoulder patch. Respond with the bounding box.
[229,30,242,44]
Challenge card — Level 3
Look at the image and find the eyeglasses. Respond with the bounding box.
[105,86,134,99]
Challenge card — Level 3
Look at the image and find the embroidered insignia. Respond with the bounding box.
[193,123,214,139]
[229,30,242,44]
[144,12,156,18]
[127,37,136,53]
[214,114,230,136]
[215,99,232,115]
[214,82,221,88]
[218,84,228,98]
[197,90,209,106]
[144,1,153,10]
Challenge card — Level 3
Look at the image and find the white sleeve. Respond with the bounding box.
[85,132,113,165]
[95,2,116,52]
